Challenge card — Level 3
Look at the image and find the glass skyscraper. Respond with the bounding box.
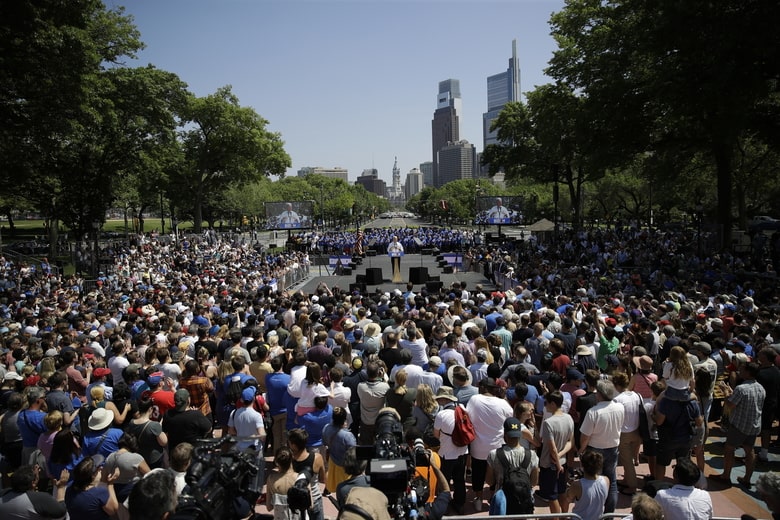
[482,40,521,172]
[431,79,461,187]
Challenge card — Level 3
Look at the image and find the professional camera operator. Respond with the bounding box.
[338,463,451,520]
[342,408,451,520]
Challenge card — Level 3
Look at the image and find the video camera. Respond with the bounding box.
[171,436,261,520]
[356,410,430,520]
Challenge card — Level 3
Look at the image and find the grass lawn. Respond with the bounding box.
[3,219,194,237]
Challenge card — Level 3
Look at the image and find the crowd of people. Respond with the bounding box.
[0,224,778,520]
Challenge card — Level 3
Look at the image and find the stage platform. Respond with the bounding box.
[298,252,490,296]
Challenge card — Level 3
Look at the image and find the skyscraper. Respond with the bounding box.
[431,79,461,187]
[438,140,477,185]
[482,40,521,174]
[419,161,433,187]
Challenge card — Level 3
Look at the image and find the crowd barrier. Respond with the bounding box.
[443,514,584,520]
[278,263,310,290]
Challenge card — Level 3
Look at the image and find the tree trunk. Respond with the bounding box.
[136,206,146,234]
[46,217,58,260]
[193,189,203,233]
[713,143,733,249]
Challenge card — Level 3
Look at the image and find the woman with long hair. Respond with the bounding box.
[286,326,307,351]
[297,363,327,417]
[214,360,234,431]
[124,394,167,469]
[384,369,416,431]
[38,356,57,384]
[474,337,494,364]
[513,400,541,486]
[412,384,440,448]
[49,429,83,484]
[662,345,694,400]
[64,456,119,519]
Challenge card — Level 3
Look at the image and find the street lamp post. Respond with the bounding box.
[696,203,704,259]
[160,192,165,234]
[91,219,101,277]
[320,184,325,230]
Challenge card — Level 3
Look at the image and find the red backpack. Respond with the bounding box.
[451,404,476,447]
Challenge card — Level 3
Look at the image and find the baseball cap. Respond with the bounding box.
[241,387,256,403]
[92,367,111,378]
[147,371,164,387]
[174,389,190,411]
[503,417,523,438]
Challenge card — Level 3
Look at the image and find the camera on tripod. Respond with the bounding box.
[355,409,429,520]
[172,436,261,520]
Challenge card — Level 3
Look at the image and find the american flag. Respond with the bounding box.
[355,229,364,256]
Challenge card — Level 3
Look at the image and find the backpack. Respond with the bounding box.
[450,404,476,447]
[497,447,532,491]
[226,375,244,407]
[287,469,313,513]
[422,408,440,448]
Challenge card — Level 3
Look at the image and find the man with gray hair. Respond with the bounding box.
[578,380,624,513]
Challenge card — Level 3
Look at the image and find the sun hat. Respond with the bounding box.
[435,386,458,402]
[88,408,114,430]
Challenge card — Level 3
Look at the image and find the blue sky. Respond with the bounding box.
[114,0,566,184]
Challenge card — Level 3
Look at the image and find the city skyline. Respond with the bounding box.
[116,0,566,186]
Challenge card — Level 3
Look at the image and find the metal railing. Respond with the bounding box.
[443,514,583,520]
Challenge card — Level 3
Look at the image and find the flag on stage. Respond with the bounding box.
[355,229,364,256]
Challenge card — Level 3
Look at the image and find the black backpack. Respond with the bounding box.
[498,447,534,514]
[287,469,313,513]
[225,375,244,408]
[498,447,532,491]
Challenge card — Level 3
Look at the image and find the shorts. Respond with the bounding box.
[642,438,657,457]
[690,425,706,448]
[538,465,567,501]
[656,438,691,467]
[726,425,757,448]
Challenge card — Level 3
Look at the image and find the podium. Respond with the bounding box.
[389,251,404,283]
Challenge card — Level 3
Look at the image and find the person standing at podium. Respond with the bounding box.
[388,235,404,280]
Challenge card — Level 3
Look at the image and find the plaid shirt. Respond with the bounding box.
[179,375,213,417]
[728,379,765,436]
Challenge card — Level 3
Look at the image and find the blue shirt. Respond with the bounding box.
[65,485,110,520]
[299,405,333,447]
[265,371,291,416]
[17,409,46,447]
[82,428,123,458]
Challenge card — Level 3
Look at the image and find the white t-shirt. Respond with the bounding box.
[580,400,624,449]
[662,361,693,390]
[433,406,469,460]
[466,394,513,459]
[108,355,129,385]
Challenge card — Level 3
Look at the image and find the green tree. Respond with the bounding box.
[176,86,291,232]
[482,84,599,229]
[547,0,780,244]
[0,0,146,252]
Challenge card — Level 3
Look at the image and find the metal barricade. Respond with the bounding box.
[443,514,584,520]
[598,514,745,520]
